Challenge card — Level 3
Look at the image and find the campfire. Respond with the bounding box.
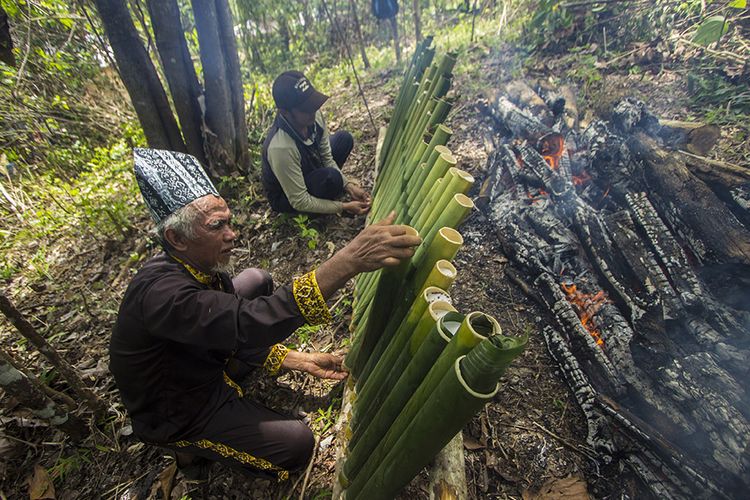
[480,81,750,498]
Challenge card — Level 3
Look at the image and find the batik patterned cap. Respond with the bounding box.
[133,148,219,223]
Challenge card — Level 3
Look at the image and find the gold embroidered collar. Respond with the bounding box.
[170,254,214,286]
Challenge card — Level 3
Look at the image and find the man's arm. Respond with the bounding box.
[317,112,346,181]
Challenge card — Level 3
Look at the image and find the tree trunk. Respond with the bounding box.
[0,292,108,420]
[146,0,207,166]
[388,15,401,63]
[413,0,422,44]
[93,0,186,152]
[350,0,370,68]
[216,0,249,173]
[0,349,87,442]
[0,5,16,67]
[191,0,238,178]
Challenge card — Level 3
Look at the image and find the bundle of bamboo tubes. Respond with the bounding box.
[338,41,527,499]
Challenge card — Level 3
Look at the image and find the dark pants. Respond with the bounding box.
[165,269,314,480]
[274,130,354,213]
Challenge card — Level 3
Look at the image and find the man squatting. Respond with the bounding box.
[109,148,420,479]
[262,70,371,216]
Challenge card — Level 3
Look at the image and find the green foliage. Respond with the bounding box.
[291,323,322,349]
[48,448,91,483]
[314,403,335,433]
[692,15,730,46]
[688,72,750,125]
[292,214,320,250]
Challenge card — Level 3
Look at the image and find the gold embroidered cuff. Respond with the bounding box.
[292,270,332,325]
[223,372,244,397]
[263,344,289,375]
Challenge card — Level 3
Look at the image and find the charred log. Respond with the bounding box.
[628,133,750,266]
[504,80,554,127]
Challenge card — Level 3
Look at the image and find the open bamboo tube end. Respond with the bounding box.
[437,227,464,246]
[435,260,456,279]
[434,144,452,157]
[453,168,474,185]
[468,311,502,336]
[454,193,474,209]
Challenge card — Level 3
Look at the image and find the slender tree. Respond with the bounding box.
[92,0,186,153]
[191,0,248,176]
[413,0,421,43]
[350,0,371,68]
[146,0,207,166]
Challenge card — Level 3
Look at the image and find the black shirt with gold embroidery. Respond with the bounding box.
[109,253,329,444]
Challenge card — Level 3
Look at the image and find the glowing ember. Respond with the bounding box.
[561,282,608,347]
[538,133,565,170]
[572,171,592,186]
[526,188,548,203]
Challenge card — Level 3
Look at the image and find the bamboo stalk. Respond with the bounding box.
[344,307,460,478]
[347,333,527,499]
[355,259,457,386]
[344,312,500,491]
[347,226,419,378]
[414,194,474,264]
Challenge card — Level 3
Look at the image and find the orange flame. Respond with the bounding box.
[561,282,607,347]
[539,134,565,171]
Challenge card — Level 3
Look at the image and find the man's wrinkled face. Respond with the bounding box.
[185,195,236,273]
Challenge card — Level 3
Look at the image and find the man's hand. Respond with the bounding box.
[345,183,371,204]
[282,350,348,380]
[342,200,370,215]
[314,211,422,298]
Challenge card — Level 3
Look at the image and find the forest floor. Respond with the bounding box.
[2,29,748,500]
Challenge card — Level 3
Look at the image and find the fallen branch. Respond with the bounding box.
[0,291,108,419]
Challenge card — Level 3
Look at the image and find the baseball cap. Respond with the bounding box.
[272,70,329,113]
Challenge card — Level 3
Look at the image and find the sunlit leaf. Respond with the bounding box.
[692,16,729,46]
[59,17,73,29]
[728,0,746,8]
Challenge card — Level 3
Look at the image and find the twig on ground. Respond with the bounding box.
[298,438,318,500]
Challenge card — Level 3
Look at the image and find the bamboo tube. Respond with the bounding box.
[345,312,498,488]
[414,194,474,264]
[412,228,463,293]
[347,227,419,378]
[355,260,456,386]
[345,307,461,472]
[350,298,455,437]
[414,168,474,234]
[407,147,455,210]
[380,41,435,170]
[347,334,528,500]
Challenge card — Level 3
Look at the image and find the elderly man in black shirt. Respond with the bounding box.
[109,148,420,480]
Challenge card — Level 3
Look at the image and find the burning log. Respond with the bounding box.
[627,133,750,266]
[559,85,579,131]
[504,80,554,127]
[488,94,553,143]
